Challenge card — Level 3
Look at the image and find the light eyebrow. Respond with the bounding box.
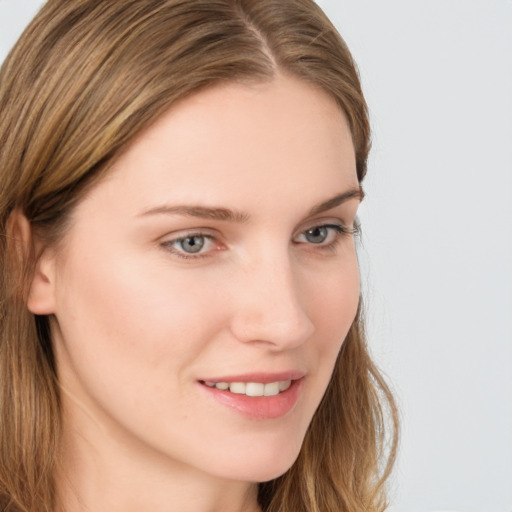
[138,204,250,223]
[307,186,364,216]
[138,186,363,223]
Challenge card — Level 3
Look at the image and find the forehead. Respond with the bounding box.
[75,74,357,221]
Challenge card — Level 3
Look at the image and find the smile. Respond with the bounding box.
[202,380,292,397]
[199,376,303,420]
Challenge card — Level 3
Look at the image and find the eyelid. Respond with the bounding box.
[159,226,221,244]
[296,216,356,237]
[294,224,347,243]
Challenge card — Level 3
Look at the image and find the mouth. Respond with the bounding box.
[200,380,292,397]
[198,373,304,420]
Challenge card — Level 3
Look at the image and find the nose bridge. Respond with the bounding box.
[229,246,315,348]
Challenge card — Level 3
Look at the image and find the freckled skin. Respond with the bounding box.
[29,74,361,512]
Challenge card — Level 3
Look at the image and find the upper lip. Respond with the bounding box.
[199,370,306,384]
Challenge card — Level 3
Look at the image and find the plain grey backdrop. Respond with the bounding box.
[1,1,511,511]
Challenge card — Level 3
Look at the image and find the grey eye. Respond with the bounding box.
[304,226,329,244]
[178,235,205,253]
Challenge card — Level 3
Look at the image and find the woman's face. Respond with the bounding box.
[33,74,361,483]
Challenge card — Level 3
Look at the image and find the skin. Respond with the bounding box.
[28,73,362,512]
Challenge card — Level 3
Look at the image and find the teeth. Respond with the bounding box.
[246,382,264,396]
[229,382,246,394]
[204,380,292,396]
[264,382,280,396]
[279,380,291,392]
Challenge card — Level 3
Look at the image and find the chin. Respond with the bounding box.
[253,459,298,483]
[221,459,297,484]
[206,433,305,483]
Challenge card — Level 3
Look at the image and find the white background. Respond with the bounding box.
[1,1,511,512]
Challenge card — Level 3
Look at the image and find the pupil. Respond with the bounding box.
[305,227,328,244]
[181,236,204,253]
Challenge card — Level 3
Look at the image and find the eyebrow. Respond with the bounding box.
[138,204,250,223]
[138,186,364,223]
[308,186,364,216]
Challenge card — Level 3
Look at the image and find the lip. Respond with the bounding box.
[200,370,306,384]
[198,372,305,420]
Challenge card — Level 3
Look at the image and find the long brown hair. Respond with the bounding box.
[0,1,398,510]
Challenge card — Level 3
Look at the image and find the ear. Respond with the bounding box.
[7,210,57,315]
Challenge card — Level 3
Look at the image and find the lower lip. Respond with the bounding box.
[199,379,303,420]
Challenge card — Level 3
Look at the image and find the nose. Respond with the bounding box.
[228,252,315,350]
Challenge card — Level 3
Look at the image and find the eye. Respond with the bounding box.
[294,223,353,249]
[176,235,206,253]
[303,226,331,244]
[162,233,218,259]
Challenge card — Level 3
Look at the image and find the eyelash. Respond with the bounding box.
[161,223,357,261]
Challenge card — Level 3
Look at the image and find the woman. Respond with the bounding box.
[0,1,398,511]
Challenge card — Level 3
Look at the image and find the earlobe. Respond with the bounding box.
[7,210,57,315]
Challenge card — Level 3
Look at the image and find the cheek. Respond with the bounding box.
[52,242,226,393]
[51,246,238,458]
[308,251,360,340]
[300,249,360,397]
